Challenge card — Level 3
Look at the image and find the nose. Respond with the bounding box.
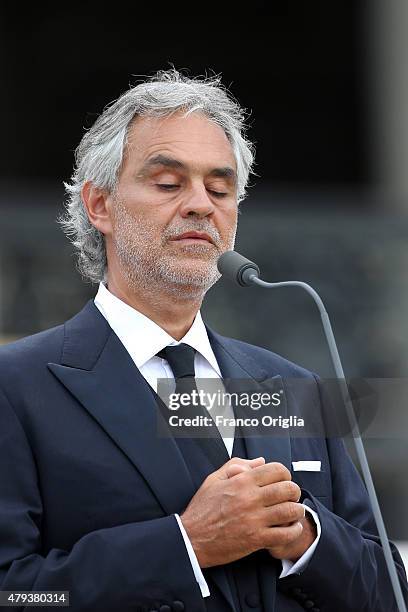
[177,183,216,219]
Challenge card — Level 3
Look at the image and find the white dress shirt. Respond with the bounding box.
[94,281,321,597]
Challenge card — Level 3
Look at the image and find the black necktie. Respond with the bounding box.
[156,343,229,468]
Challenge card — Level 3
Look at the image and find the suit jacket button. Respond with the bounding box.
[304,601,315,609]
[172,602,185,612]
[244,593,260,608]
[159,606,171,612]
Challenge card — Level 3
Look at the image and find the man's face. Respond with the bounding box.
[106,111,238,298]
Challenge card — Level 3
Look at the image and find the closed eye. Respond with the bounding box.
[209,190,227,198]
[157,184,179,190]
[157,184,227,198]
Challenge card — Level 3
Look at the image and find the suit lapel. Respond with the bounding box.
[47,302,237,611]
[48,300,196,517]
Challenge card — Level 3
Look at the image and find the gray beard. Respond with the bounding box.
[111,198,237,300]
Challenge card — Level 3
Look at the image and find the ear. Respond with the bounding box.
[81,182,113,236]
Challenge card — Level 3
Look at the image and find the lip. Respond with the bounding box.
[171,231,214,244]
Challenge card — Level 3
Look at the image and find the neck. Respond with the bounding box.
[105,273,203,341]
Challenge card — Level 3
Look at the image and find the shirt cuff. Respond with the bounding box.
[279,504,321,578]
[174,513,210,598]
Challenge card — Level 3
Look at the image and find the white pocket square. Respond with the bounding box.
[292,460,321,472]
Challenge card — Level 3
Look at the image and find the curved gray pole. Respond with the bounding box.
[249,275,407,612]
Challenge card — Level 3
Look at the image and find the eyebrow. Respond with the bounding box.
[140,154,237,184]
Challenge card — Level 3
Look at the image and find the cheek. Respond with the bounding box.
[219,206,238,234]
[121,195,172,229]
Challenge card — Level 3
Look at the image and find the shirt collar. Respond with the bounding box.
[94,282,221,375]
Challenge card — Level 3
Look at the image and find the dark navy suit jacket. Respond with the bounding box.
[0,300,406,611]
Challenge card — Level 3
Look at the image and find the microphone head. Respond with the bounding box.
[217,251,260,286]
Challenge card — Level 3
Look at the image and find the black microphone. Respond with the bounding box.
[217,249,407,612]
[217,251,260,286]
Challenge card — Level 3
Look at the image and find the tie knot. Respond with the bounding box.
[156,343,196,379]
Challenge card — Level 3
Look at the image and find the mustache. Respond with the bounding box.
[163,222,222,246]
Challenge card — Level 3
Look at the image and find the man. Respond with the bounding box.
[0,69,406,612]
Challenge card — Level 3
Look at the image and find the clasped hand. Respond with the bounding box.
[180,457,317,568]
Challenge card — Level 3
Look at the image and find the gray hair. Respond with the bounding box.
[59,69,256,284]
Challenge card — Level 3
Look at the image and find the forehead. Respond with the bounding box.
[124,111,237,171]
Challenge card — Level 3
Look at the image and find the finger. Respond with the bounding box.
[218,456,265,480]
[245,456,266,467]
[227,456,266,477]
[280,505,306,526]
[226,464,251,478]
[260,480,301,507]
[262,520,304,550]
[250,462,292,486]
[262,501,306,527]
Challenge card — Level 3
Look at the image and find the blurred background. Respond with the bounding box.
[0,1,407,554]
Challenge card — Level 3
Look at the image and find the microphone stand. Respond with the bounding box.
[247,275,407,612]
